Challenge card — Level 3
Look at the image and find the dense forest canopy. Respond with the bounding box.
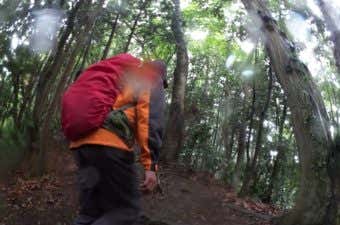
[0,0,339,224]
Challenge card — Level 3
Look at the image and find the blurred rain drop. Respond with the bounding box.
[238,38,255,54]
[244,10,264,42]
[289,0,322,18]
[270,150,278,157]
[11,34,20,49]
[235,10,263,55]
[225,55,236,68]
[103,0,109,8]
[285,10,323,77]
[285,11,311,44]
[306,0,323,17]
[29,8,63,54]
[241,69,254,78]
[323,0,340,30]
[107,0,128,15]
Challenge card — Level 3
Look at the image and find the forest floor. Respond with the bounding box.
[0,150,282,225]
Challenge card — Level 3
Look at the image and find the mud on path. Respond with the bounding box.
[0,153,279,225]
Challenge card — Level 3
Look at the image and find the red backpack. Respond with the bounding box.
[61,53,141,141]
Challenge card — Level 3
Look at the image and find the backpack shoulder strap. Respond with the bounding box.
[115,101,137,112]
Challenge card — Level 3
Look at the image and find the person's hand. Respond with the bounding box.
[140,170,157,192]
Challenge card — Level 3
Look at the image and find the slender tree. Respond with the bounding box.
[123,1,148,53]
[264,99,288,203]
[240,66,273,197]
[244,81,256,170]
[232,123,246,189]
[33,0,83,127]
[162,0,189,162]
[102,14,120,60]
[30,0,105,176]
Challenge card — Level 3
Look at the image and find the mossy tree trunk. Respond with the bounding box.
[240,0,336,224]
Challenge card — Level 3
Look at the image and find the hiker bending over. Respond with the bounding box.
[61,54,166,225]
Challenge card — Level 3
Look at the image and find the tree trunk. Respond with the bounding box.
[21,55,49,124]
[102,14,120,59]
[245,82,256,170]
[232,123,246,189]
[123,1,148,53]
[240,1,335,224]
[263,99,288,203]
[317,0,340,75]
[161,0,189,163]
[224,123,236,167]
[239,67,273,197]
[79,27,96,71]
[10,72,20,127]
[212,98,222,147]
[33,0,82,127]
[29,0,104,176]
[17,71,36,127]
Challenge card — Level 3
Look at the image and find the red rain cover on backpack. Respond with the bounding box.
[61,53,141,141]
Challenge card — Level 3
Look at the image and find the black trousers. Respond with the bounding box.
[73,145,141,225]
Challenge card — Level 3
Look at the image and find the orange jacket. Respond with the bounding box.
[70,76,165,171]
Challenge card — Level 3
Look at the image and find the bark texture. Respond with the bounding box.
[162,0,189,162]
[240,1,335,225]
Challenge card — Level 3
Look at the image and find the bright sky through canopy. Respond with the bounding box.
[180,0,191,9]
[188,30,209,41]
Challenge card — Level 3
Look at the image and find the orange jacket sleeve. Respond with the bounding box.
[136,79,165,171]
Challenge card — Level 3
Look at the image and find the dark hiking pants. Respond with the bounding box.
[73,145,141,225]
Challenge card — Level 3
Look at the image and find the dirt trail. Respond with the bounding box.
[142,171,273,225]
[0,154,279,225]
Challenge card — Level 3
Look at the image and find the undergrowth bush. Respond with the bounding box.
[0,119,28,176]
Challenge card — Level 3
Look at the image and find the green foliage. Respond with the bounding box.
[0,0,339,212]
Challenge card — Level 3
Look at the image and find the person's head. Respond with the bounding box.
[144,60,168,88]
